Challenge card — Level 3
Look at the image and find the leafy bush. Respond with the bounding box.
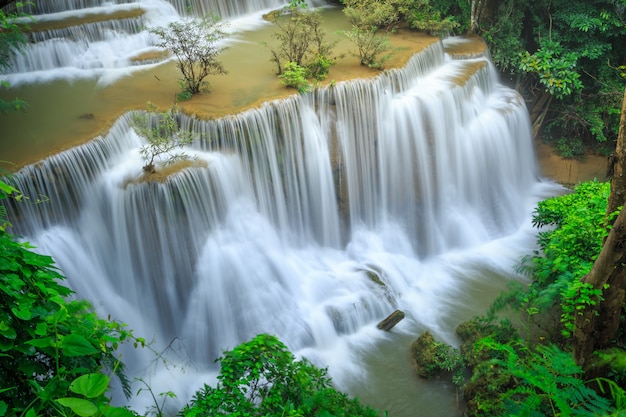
[180,334,379,417]
[279,61,311,93]
[398,1,459,36]
[265,8,338,78]
[342,27,394,69]
[0,182,140,416]
[504,181,612,338]
[131,102,196,174]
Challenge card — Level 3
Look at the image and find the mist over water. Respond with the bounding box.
[3,1,563,415]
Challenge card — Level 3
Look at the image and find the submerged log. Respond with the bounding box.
[377,310,405,331]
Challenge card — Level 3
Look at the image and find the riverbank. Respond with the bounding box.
[535,139,607,187]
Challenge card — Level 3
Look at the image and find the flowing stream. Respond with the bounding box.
[2,1,562,415]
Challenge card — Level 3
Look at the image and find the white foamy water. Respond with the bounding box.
[3,2,563,415]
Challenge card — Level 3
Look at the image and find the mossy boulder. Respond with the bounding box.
[411,331,462,380]
[456,317,518,369]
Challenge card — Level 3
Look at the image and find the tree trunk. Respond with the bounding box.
[573,87,626,369]
[606,87,626,218]
[529,91,552,139]
[469,0,487,34]
[573,209,626,369]
[377,310,405,331]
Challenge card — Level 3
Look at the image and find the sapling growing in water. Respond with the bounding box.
[149,14,228,99]
[131,102,196,174]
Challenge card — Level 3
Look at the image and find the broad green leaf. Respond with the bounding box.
[102,406,137,417]
[25,408,37,417]
[61,334,98,357]
[0,400,7,416]
[0,323,16,340]
[11,306,33,321]
[34,322,47,336]
[26,337,53,348]
[0,182,17,195]
[70,373,110,398]
[57,398,98,417]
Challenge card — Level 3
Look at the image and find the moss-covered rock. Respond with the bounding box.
[456,317,517,369]
[411,331,463,380]
[455,318,521,417]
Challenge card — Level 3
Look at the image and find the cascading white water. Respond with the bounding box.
[2,2,564,415]
[1,0,303,85]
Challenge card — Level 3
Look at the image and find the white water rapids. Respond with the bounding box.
[2,1,563,415]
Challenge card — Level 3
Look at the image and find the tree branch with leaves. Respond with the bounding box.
[131,103,196,174]
[149,15,228,100]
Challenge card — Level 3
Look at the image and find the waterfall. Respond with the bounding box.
[1,0,297,84]
[1,1,564,414]
[5,35,562,412]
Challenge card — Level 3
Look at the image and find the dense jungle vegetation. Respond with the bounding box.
[333,0,626,158]
[2,0,626,416]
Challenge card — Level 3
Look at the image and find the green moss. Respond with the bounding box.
[411,331,463,384]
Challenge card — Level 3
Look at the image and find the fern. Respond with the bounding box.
[474,340,612,417]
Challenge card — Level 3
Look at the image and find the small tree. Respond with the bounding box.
[265,8,339,80]
[132,103,195,174]
[343,26,394,69]
[149,15,228,98]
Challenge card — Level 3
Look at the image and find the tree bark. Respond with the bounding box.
[469,0,487,34]
[529,91,552,139]
[573,209,626,369]
[573,87,626,369]
[606,87,626,218]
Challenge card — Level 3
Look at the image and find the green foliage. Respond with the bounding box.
[307,54,335,81]
[496,181,612,338]
[280,61,312,93]
[427,0,625,152]
[457,318,523,416]
[559,281,605,338]
[0,184,140,415]
[180,334,379,417]
[288,0,307,9]
[411,332,464,386]
[135,378,176,417]
[527,181,609,286]
[0,3,31,114]
[518,39,583,100]
[0,179,22,231]
[56,371,136,417]
[555,135,585,159]
[149,14,228,95]
[131,102,196,174]
[265,8,339,79]
[176,81,193,102]
[342,0,459,35]
[594,377,626,416]
[342,0,400,31]
[342,27,394,69]
[396,0,459,36]
[476,340,612,417]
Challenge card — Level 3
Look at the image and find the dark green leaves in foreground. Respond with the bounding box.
[182,334,379,417]
[0,224,137,416]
